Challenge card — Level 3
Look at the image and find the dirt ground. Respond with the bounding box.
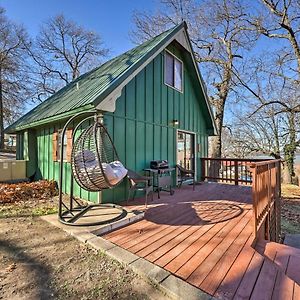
[0,215,167,300]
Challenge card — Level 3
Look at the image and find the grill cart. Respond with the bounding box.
[144,160,175,199]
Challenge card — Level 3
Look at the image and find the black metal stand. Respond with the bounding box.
[58,110,126,226]
[144,168,175,199]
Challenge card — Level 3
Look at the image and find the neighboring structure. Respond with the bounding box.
[3,133,16,150]
[6,22,216,203]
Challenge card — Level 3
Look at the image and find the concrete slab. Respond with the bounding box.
[160,275,215,300]
[284,234,300,249]
[106,246,140,265]
[86,236,116,251]
[70,231,95,243]
[130,258,170,284]
[41,207,144,237]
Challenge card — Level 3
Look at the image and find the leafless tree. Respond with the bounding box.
[0,8,32,149]
[29,14,109,101]
[234,0,300,183]
[131,0,258,159]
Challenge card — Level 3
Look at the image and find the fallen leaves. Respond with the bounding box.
[0,180,58,204]
[281,184,300,232]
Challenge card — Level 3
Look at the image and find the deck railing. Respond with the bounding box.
[200,157,281,242]
[200,157,265,185]
[250,159,281,242]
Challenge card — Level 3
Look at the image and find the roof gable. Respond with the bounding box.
[6,22,216,134]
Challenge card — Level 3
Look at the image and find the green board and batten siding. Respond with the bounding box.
[103,44,208,203]
[21,43,209,204]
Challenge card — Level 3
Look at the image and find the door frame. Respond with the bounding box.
[176,129,197,183]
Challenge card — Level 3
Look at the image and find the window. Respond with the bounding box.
[53,129,72,162]
[165,51,183,92]
[57,130,67,161]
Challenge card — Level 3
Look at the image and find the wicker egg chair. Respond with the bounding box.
[71,120,127,192]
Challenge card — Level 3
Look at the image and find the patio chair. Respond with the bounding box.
[127,169,153,208]
[176,164,195,191]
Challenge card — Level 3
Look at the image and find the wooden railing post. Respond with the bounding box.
[234,161,239,185]
[251,164,258,241]
[201,158,205,182]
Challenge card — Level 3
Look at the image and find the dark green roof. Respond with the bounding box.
[6,23,185,133]
[6,21,216,134]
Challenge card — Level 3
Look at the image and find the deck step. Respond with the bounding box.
[255,240,300,285]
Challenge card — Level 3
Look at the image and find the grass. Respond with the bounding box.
[0,199,58,218]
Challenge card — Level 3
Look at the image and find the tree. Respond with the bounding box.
[0,7,31,149]
[30,14,109,101]
[131,0,257,158]
[233,0,300,183]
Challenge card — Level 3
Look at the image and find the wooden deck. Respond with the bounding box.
[103,183,300,299]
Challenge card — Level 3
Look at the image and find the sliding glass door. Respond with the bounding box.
[177,131,195,171]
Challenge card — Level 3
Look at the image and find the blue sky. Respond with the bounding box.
[0,0,160,57]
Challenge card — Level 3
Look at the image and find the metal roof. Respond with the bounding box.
[6,21,216,134]
[6,24,183,133]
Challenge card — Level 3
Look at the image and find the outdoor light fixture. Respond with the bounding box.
[173,119,179,126]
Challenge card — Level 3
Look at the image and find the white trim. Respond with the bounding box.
[176,129,197,184]
[164,49,184,93]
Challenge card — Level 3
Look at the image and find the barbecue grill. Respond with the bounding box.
[144,160,175,198]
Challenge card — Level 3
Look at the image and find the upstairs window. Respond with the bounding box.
[165,51,183,92]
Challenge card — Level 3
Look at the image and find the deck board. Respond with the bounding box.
[215,239,255,299]
[102,183,300,299]
[200,221,253,295]
[294,283,300,300]
[250,259,278,300]
[181,210,252,283]
[272,271,294,300]
[166,206,248,275]
[233,252,264,299]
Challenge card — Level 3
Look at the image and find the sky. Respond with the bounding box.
[0,0,160,57]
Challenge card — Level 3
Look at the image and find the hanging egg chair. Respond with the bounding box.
[71,120,127,192]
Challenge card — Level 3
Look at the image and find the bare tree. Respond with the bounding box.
[0,7,31,149]
[231,0,300,183]
[225,110,283,159]
[131,0,257,158]
[30,14,109,101]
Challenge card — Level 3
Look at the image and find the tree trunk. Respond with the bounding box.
[282,112,297,184]
[210,103,224,158]
[209,98,225,180]
[0,68,4,150]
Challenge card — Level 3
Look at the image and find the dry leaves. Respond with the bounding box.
[281,184,300,226]
[0,180,58,204]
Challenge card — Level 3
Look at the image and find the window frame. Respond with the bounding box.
[164,49,184,93]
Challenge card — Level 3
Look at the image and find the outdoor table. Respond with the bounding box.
[144,168,175,199]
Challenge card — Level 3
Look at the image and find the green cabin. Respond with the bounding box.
[6,22,216,204]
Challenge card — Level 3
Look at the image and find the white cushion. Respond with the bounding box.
[103,160,127,185]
